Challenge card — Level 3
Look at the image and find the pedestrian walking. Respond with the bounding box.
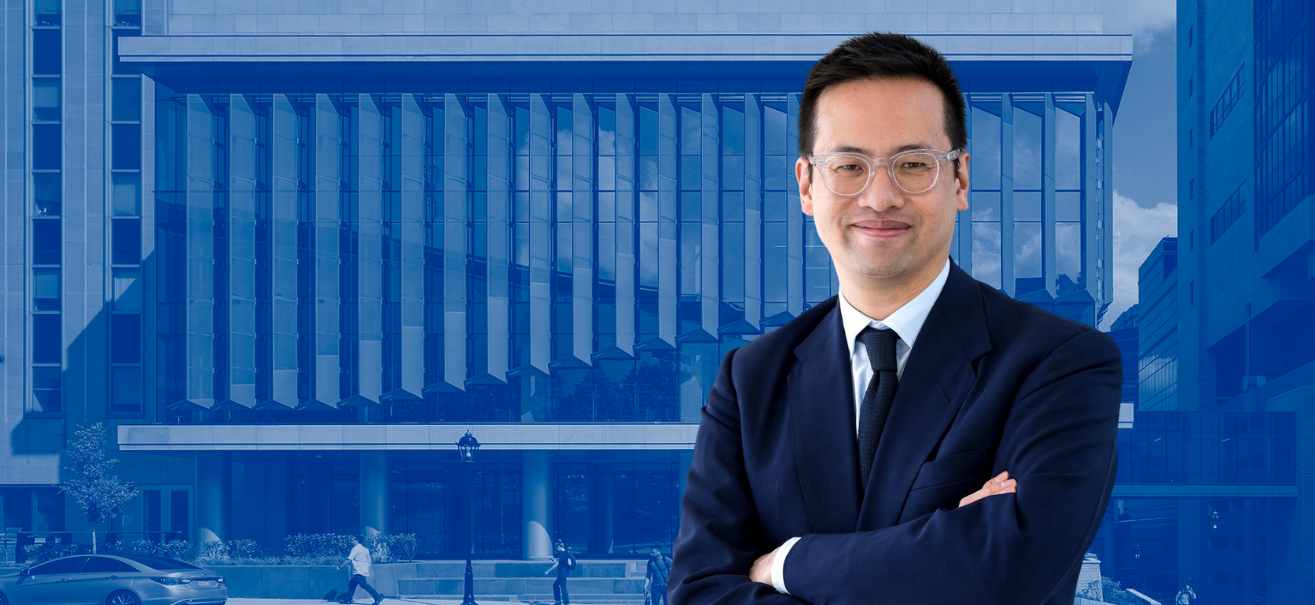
[644,547,673,605]
[543,539,575,605]
[337,535,383,605]
[1175,582,1197,605]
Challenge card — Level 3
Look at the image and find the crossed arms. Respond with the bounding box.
[668,330,1122,605]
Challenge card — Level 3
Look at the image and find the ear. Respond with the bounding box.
[953,152,970,212]
[796,157,815,216]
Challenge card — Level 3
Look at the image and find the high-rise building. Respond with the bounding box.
[1094,2,1315,601]
[1109,302,1141,406]
[1138,237,1178,412]
[6,0,1130,577]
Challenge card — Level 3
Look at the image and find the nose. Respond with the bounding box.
[856,163,905,213]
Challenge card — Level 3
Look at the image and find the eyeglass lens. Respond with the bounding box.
[820,152,941,195]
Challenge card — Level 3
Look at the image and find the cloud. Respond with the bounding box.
[1102,0,1177,52]
[1102,191,1177,330]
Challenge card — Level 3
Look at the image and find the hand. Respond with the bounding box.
[749,546,778,585]
[958,471,1017,508]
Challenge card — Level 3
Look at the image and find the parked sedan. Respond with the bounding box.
[0,554,227,605]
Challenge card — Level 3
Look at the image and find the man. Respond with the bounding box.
[669,32,1122,605]
[645,547,674,605]
[337,535,383,605]
[543,539,574,605]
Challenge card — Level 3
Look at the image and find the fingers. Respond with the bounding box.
[958,471,1018,508]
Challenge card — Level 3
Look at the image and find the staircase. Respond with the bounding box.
[372,560,655,603]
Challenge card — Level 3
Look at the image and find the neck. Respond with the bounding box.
[839,257,945,320]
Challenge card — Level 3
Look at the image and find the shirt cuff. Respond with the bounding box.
[770,537,802,595]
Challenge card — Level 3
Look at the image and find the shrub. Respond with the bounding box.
[157,540,193,561]
[129,539,158,555]
[283,533,355,565]
[227,539,264,560]
[198,540,228,562]
[387,534,419,562]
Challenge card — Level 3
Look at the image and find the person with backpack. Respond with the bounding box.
[543,539,575,605]
[645,547,673,605]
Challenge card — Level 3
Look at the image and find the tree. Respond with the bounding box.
[60,423,139,554]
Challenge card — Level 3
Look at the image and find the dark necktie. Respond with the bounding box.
[857,325,899,493]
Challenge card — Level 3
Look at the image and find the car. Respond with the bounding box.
[0,553,227,605]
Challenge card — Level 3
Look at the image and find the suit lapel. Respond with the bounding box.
[856,260,994,530]
[788,300,862,534]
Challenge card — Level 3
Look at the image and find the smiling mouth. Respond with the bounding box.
[852,224,911,237]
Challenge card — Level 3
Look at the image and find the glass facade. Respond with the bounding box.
[1254,0,1311,240]
[1115,412,1296,486]
[148,85,1112,422]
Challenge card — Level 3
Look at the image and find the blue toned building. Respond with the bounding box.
[7,0,1131,582]
[1109,303,1140,406]
[1090,1,1315,602]
[1138,237,1178,412]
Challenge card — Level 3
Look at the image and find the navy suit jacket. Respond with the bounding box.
[669,260,1122,605]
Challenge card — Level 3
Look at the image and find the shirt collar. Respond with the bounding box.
[837,258,951,356]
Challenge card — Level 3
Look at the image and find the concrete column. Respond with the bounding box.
[588,464,614,554]
[196,455,232,545]
[361,453,390,537]
[523,452,554,560]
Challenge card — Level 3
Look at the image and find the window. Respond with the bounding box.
[1188,178,1194,200]
[34,173,60,216]
[33,219,60,264]
[114,0,142,26]
[33,314,61,364]
[32,367,61,413]
[111,218,140,265]
[1188,77,1194,98]
[112,173,140,216]
[31,556,86,575]
[33,79,60,122]
[111,123,141,170]
[110,314,141,364]
[1189,281,1195,305]
[112,268,141,311]
[32,30,60,75]
[111,366,142,414]
[82,557,137,573]
[32,124,61,170]
[1212,186,1246,243]
[35,0,60,26]
[1210,67,1245,137]
[33,268,59,311]
[111,78,141,122]
[1188,26,1193,48]
[1188,128,1193,149]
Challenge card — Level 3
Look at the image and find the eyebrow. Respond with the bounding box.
[823,142,939,155]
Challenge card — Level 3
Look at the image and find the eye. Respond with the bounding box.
[898,160,930,170]
[833,162,865,172]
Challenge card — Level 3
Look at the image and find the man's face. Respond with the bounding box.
[797,77,969,286]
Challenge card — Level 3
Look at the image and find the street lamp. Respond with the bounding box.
[457,431,480,605]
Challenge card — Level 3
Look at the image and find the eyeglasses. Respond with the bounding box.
[809,148,962,196]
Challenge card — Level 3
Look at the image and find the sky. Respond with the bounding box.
[1098,0,1180,329]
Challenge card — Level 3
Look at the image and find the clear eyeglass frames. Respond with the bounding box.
[809,148,962,196]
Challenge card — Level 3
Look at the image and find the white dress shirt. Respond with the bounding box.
[771,258,952,595]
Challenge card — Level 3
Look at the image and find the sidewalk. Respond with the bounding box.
[228,598,634,605]
[228,599,503,605]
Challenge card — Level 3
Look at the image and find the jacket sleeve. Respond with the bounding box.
[782,329,1122,605]
[668,347,808,605]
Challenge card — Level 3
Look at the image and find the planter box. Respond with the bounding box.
[213,564,399,600]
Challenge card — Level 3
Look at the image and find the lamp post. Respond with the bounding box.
[456,431,480,605]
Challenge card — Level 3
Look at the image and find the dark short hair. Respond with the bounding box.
[799,32,967,162]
